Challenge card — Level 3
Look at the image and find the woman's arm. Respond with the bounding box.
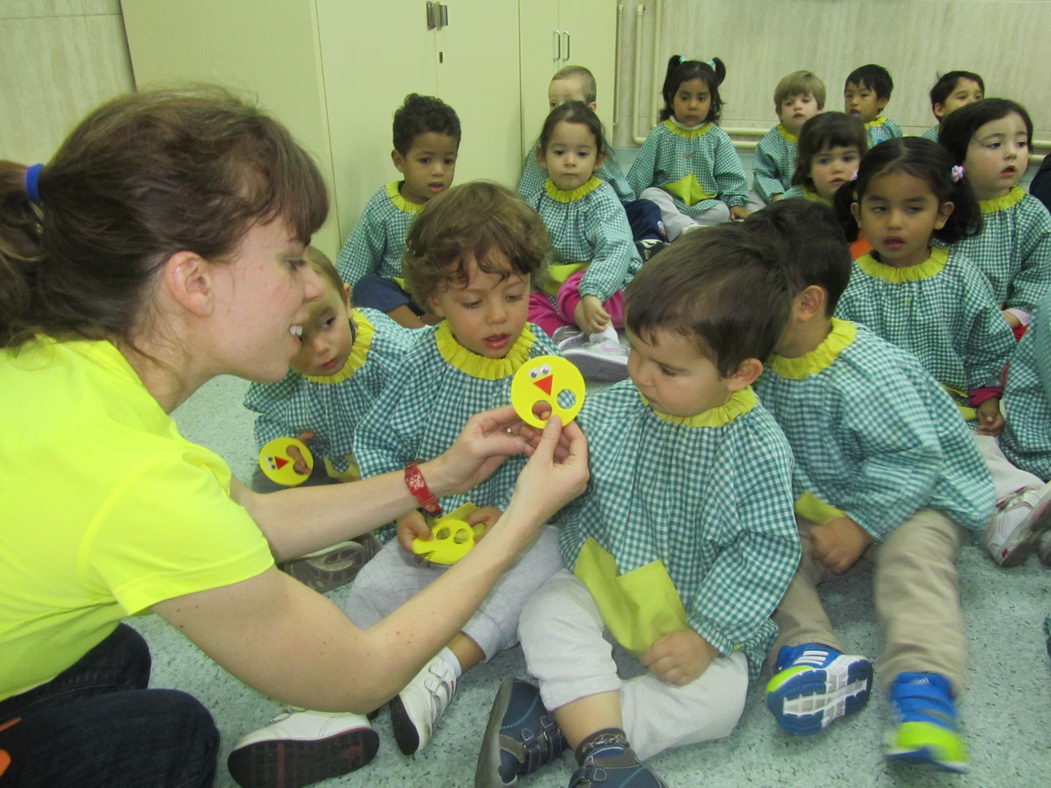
[156,415,588,712]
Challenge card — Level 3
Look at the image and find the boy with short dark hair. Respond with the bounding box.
[747,200,994,774]
[336,93,460,327]
[844,64,902,147]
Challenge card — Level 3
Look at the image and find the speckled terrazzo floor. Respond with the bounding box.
[127,373,1051,787]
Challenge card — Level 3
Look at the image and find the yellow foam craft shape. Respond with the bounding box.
[258,437,313,486]
[573,537,687,658]
[511,355,586,429]
[412,503,482,565]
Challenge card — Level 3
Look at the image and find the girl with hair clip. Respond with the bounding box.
[939,98,1051,336]
[526,101,643,381]
[834,138,1051,567]
[0,88,587,787]
[627,56,750,238]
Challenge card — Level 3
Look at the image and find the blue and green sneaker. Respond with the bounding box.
[766,643,873,735]
[885,672,968,773]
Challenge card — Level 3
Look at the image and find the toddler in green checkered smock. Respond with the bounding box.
[751,70,825,205]
[476,224,800,787]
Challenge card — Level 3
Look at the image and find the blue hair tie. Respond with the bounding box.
[704,59,716,70]
[24,163,44,204]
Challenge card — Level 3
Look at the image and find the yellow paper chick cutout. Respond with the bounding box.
[511,354,586,428]
[258,437,314,486]
[412,503,483,565]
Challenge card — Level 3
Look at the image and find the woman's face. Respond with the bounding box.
[209,218,325,382]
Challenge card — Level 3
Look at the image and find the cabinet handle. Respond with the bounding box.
[426,1,438,30]
[439,3,449,28]
[562,30,570,60]
[553,29,561,61]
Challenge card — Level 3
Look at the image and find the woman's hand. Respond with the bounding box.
[423,406,532,497]
[504,414,589,527]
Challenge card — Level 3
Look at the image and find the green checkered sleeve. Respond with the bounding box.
[867,118,903,147]
[335,185,415,284]
[625,127,661,199]
[1002,300,1051,480]
[756,324,995,540]
[353,325,561,513]
[835,250,1014,393]
[752,128,795,202]
[558,382,800,680]
[921,126,939,142]
[780,184,805,201]
[598,154,637,201]
[577,185,642,301]
[709,128,749,208]
[517,148,546,199]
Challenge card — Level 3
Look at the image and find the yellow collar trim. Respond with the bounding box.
[978,186,1025,214]
[663,119,715,139]
[776,124,798,144]
[801,186,831,206]
[856,245,948,282]
[544,176,602,203]
[864,116,888,129]
[769,318,857,379]
[303,310,374,384]
[387,181,424,215]
[434,320,536,379]
[644,386,757,427]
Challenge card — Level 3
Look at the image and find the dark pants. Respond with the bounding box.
[623,199,665,241]
[352,274,424,315]
[0,624,218,787]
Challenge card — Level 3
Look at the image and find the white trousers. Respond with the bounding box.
[519,570,748,761]
[974,433,1043,500]
[639,187,730,240]
[343,525,561,660]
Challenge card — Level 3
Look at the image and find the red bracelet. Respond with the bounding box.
[404,462,442,516]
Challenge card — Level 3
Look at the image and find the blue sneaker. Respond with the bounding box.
[766,643,873,735]
[568,733,666,788]
[885,672,968,773]
[475,679,567,787]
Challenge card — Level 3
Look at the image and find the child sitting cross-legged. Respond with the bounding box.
[747,199,995,774]
[476,225,801,787]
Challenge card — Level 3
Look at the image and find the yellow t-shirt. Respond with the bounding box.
[0,337,275,701]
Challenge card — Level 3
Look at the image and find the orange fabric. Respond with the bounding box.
[850,232,873,260]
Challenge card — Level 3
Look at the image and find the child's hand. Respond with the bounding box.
[640,628,717,686]
[574,296,610,335]
[287,431,316,475]
[976,398,1005,436]
[396,510,431,552]
[810,516,872,574]
[729,205,751,222]
[466,506,502,542]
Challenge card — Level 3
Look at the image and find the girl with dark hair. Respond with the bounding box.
[626,56,750,238]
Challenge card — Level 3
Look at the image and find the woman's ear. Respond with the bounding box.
[162,250,214,317]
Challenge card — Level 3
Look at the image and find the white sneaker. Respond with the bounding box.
[985,483,1051,566]
[552,325,585,350]
[564,338,629,382]
[227,708,378,787]
[390,655,457,754]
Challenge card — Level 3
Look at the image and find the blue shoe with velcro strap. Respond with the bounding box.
[475,679,567,787]
[766,643,873,735]
[885,672,968,773]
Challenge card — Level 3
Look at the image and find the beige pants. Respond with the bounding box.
[769,509,969,694]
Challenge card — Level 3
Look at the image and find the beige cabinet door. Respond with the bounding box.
[434,0,522,187]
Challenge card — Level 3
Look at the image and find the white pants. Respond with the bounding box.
[639,187,730,240]
[343,525,561,660]
[519,570,748,761]
[974,433,1043,500]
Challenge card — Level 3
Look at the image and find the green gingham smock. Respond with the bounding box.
[555,382,800,680]
[335,182,420,285]
[835,246,1015,395]
[1001,295,1051,480]
[755,319,995,541]
[752,124,798,202]
[921,126,939,142]
[517,145,635,201]
[353,321,560,513]
[626,120,749,215]
[526,177,643,302]
[865,116,903,147]
[952,187,1051,316]
[244,309,419,477]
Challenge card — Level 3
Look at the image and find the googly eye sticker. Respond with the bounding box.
[510,354,586,429]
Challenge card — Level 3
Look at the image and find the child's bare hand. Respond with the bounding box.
[574,296,610,334]
[466,506,502,542]
[810,517,872,574]
[729,205,751,222]
[396,510,431,552]
[976,398,1004,436]
[640,628,717,686]
[287,431,316,475]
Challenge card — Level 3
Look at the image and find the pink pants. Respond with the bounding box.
[529,270,626,337]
